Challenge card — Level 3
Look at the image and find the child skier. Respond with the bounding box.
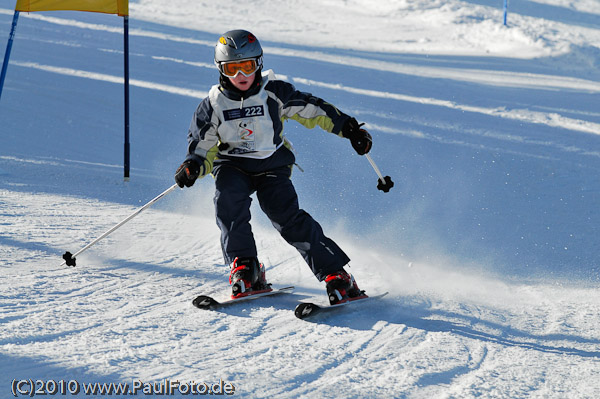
[174,30,372,304]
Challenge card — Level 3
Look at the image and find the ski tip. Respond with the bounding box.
[192,295,219,310]
[294,302,320,319]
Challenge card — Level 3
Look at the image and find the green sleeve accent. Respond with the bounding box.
[288,114,336,133]
[204,144,219,174]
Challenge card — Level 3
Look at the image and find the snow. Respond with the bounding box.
[1,0,600,397]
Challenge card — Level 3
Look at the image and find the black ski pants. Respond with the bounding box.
[213,165,350,281]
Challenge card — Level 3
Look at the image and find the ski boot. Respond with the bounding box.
[229,257,270,299]
[324,270,365,305]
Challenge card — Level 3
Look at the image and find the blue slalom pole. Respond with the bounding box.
[123,15,130,181]
[0,11,20,102]
[503,0,508,26]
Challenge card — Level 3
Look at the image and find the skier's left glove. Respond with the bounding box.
[342,118,372,155]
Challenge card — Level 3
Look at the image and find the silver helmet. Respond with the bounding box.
[214,30,263,73]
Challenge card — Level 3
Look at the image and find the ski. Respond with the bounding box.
[294,292,388,320]
[192,286,295,310]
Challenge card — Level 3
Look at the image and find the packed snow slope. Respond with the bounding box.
[1,0,600,398]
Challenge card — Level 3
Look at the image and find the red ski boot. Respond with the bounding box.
[229,257,270,299]
[324,270,365,305]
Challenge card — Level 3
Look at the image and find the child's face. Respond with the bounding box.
[229,71,256,92]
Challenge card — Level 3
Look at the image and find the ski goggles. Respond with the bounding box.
[219,58,260,78]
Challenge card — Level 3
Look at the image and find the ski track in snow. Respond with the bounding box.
[2,2,600,398]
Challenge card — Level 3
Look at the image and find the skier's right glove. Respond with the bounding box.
[175,159,205,188]
[341,118,372,155]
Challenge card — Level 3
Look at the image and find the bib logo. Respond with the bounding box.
[239,121,254,141]
[228,120,256,154]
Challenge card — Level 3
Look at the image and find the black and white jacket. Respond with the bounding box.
[184,70,351,174]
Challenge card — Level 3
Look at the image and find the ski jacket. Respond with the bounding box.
[184,70,351,174]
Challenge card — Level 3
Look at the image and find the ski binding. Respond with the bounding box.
[192,286,295,310]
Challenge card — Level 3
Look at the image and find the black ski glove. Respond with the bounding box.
[175,159,203,188]
[342,118,372,155]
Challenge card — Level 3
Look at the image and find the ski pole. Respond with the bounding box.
[365,153,394,192]
[61,183,179,267]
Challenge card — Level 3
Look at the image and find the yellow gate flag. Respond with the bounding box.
[15,0,128,16]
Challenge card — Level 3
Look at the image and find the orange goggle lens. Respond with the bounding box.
[220,59,258,77]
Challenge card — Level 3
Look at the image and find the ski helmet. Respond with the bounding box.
[215,30,263,76]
